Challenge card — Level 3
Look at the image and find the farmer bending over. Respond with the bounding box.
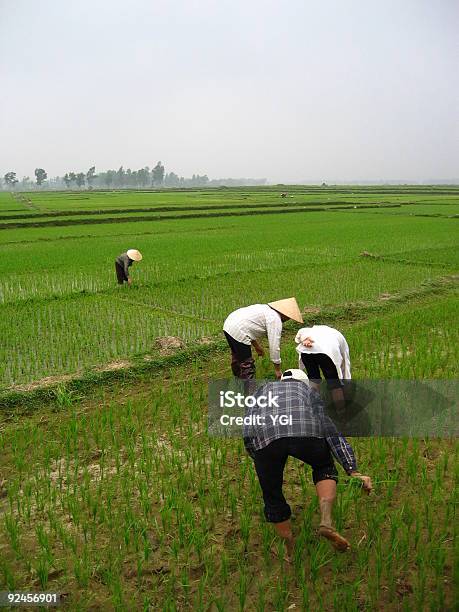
[295,324,351,410]
[115,249,142,286]
[223,298,303,380]
[243,369,371,558]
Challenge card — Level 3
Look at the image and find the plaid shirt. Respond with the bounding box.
[243,380,357,474]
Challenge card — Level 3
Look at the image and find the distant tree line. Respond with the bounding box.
[2,168,48,189]
[1,161,266,190]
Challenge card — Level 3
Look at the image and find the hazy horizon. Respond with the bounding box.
[1,0,458,183]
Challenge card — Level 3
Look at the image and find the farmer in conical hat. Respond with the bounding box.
[223,298,303,380]
[243,368,372,558]
[115,249,142,286]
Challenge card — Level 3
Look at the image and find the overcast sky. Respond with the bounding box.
[1,0,458,183]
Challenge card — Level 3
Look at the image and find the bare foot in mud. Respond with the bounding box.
[318,525,350,552]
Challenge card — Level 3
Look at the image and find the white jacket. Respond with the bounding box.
[295,325,351,379]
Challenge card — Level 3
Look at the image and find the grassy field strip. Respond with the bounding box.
[1,274,456,402]
[0,222,237,246]
[1,209,456,247]
[3,189,456,216]
[1,266,457,385]
[113,296,220,323]
[0,204,398,226]
[2,197,457,222]
[19,187,459,211]
[0,296,218,389]
[347,203,459,213]
[1,202,458,224]
[0,260,446,331]
[10,193,41,212]
[4,225,456,306]
[0,193,30,212]
[358,251,453,269]
[0,202,404,221]
[345,209,458,219]
[5,257,447,306]
[0,204,415,230]
[5,287,453,408]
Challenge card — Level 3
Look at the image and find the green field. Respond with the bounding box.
[0,186,458,610]
[1,187,458,388]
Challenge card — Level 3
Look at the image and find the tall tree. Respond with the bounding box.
[4,171,18,187]
[63,173,71,188]
[164,172,179,187]
[75,172,85,188]
[34,168,47,186]
[86,166,97,188]
[152,161,165,186]
[138,167,150,187]
[100,170,116,189]
[115,166,126,187]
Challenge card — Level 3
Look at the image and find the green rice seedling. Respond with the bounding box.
[179,567,191,604]
[0,558,16,591]
[193,572,208,612]
[35,553,51,589]
[237,564,249,612]
[239,508,252,552]
[109,570,125,611]
[255,581,267,612]
[273,574,290,610]
[35,524,52,558]
[301,572,310,611]
[431,585,445,612]
[4,513,21,557]
[260,521,274,567]
[52,384,78,407]
[219,551,230,585]
[309,541,333,582]
[211,595,226,612]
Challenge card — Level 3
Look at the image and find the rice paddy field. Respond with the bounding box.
[0,185,458,610]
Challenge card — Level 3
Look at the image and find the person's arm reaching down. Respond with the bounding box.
[337,332,351,379]
[251,340,264,357]
[266,314,282,378]
[326,434,357,474]
[326,434,372,493]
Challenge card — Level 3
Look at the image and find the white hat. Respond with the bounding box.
[281,368,309,382]
[268,297,303,323]
[127,249,143,261]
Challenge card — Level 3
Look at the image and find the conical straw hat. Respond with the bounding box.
[268,297,303,323]
[127,249,143,261]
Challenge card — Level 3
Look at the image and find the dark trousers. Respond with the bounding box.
[300,353,343,390]
[115,262,128,284]
[223,331,255,379]
[251,437,338,523]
